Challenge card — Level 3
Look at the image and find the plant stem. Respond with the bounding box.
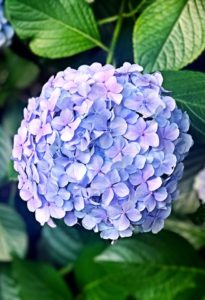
[58,263,73,276]
[98,15,119,26]
[123,0,146,18]
[106,0,125,64]
[96,40,109,52]
[98,0,146,26]
[128,0,136,22]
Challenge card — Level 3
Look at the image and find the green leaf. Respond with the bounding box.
[165,219,205,249]
[6,0,105,58]
[12,258,72,300]
[0,50,39,90]
[133,0,205,72]
[0,126,12,182]
[39,222,84,267]
[0,265,20,300]
[174,147,205,215]
[191,205,205,225]
[0,204,27,262]
[74,242,106,288]
[163,70,205,138]
[2,102,24,137]
[164,148,205,250]
[79,231,205,300]
[38,221,104,267]
[7,161,18,182]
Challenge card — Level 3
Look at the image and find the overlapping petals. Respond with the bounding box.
[13,62,193,240]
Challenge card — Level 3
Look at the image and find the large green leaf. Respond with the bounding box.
[0,265,20,300]
[77,231,205,300]
[6,0,104,58]
[133,0,205,72]
[174,147,205,215]
[0,204,27,262]
[0,260,72,300]
[165,219,205,249]
[74,242,106,288]
[163,70,205,138]
[0,50,39,105]
[0,50,39,89]
[12,259,72,300]
[38,221,105,268]
[39,222,84,267]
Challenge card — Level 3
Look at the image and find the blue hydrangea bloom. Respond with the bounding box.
[13,62,193,240]
[0,0,14,48]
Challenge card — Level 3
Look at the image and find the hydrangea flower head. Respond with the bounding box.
[13,62,193,240]
[194,167,205,203]
[0,0,14,48]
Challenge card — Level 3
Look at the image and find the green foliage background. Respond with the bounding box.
[1,0,205,299]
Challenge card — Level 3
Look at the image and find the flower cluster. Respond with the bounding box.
[194,167,205,203]
[13,62,193,240]
[0,0,14,48]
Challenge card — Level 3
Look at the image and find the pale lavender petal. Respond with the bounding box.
[35,205,50,225]
[102,188,114,206]
[154,187,167,201]
[91,175,110,190]
[126,209,141,222]
[152,218,164,234]
[61,126,74,142]
[99,133,113,149]
[74,196,85,211]
[82,215,97,230]
[113,182,129,197]
[66,163,86,182]
[110,117,127,136]
[147,177,162,191]
[49,203,66,219]
[64,212,77,226]
[113,214,130,231]
[122,142,140,157]
[27,197,42,212]
[100,228,119,240]
[20,189,32,201]
[29,119,41,135]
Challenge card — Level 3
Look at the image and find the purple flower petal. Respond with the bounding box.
[64,212,77,226]
[147,177,162,191]
[110,117,127,136]
[82,215,97,230]
[29,119,41,135]
[35,205,50,226]
[99,133,113,149]
[126,209,141,222]
[27,197,42,212]
[66,163,86,182]
[113,182,129,197]
[113,214,130,231]
[122,142,140,157]
[102,188,114,206]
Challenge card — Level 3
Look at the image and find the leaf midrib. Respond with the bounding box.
[150,0,190,71]
[177,100,205,126]
[10,0,102,48]
[84,262,205,291]
[175,97,205,108]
